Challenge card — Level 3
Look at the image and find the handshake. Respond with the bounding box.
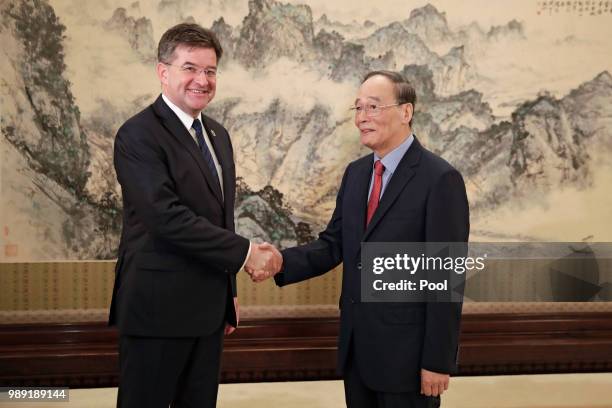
[244,242,283,282]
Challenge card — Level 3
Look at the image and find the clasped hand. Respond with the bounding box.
[245,242,282,282]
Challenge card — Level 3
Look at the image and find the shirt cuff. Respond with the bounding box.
[239,241,252,273]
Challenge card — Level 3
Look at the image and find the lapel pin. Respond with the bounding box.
[211,129,216,137]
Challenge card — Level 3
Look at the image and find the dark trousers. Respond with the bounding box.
[117,323,225,408]
[343,347,441,408]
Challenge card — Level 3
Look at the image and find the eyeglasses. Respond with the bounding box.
[163,63,218,79]
[349,103,404,117]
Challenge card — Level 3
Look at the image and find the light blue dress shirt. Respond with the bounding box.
[368,134,415,201]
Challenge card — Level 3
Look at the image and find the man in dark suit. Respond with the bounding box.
[110,23,278,407]
[256,70,469,407]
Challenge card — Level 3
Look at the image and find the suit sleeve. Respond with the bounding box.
[274,166,348,286]
[230,274,238,297]
[226,130,244,297]
[114,121,250,274]
[420,169,470,374]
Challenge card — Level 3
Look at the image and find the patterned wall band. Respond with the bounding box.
[1,262,611,324]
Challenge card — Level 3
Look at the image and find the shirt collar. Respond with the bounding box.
[373,134,415,174]
[162,94,202,132]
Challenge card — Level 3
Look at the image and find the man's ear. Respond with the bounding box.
[403,103,414,125]
[157,62,169,85]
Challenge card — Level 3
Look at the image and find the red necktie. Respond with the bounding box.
[366,160,385,226]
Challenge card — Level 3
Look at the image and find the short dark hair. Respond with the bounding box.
[158,23,223,63]
[363,70,416,126]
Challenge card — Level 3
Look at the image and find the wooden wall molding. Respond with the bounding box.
[1,312,612,387]
[458,312,612,374]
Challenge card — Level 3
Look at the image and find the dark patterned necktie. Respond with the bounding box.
[192,118,220,187]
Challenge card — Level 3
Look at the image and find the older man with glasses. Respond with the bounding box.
[255,70,470,408]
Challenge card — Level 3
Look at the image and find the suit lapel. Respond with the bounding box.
[351,156,374,238]
[153,96,224,206]
[202,116,236,227]
[362,137,422,241]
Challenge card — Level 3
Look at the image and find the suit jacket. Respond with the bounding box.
[275,137,469,392]
[109,95,250,337]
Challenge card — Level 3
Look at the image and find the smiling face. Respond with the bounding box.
[157,45,217,117]
[354,75,413,157]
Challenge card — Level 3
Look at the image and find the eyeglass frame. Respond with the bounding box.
[349,102,410,117]
[162,62,218,79]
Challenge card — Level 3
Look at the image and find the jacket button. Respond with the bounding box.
[357,262,362,270]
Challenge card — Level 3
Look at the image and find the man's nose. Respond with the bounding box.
[193,72,209,85]
[355,107,371,121]
[355,111,369,124]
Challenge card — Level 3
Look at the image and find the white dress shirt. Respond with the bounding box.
[162,94,224,199]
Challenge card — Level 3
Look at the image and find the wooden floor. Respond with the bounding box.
[2,373,611,408]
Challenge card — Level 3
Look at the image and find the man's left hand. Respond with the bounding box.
[224,297,239,335]
[420,368,449,397]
